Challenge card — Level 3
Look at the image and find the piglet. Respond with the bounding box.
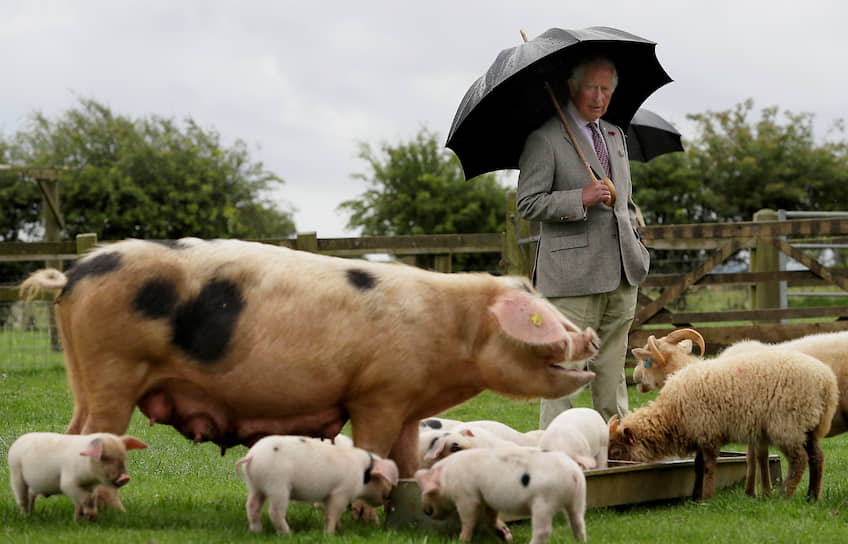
[235,435,399,534]
[8,432,148,521]
[538,407,609,469]
[415,446,587,544]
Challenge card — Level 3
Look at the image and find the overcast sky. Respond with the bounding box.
[2,1,846,237]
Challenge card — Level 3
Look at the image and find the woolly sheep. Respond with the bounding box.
[609,348,838,500]
[633,328,848,494]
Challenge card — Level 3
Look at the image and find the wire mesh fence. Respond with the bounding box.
[0,301,64,370]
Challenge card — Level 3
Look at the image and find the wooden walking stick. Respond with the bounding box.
[520,30,616,206]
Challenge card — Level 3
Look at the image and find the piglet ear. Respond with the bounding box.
[459,429,475,438]
[415,467,442,495]
[490,291,568,345]
[372,459,399,486]
[424,438,447,461]
[81,438,104,460]
[121,436,149,451]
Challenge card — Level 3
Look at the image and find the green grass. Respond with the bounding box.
[3,365,848,543]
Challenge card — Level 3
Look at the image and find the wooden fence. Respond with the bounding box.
[3,207,848,357]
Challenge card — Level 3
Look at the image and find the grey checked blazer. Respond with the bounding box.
[516,113,650,297]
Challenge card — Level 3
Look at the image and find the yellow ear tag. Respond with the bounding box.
[530,314,543,327]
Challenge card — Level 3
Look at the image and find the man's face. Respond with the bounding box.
[568,63,615,123]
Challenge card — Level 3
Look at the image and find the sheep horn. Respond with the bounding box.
[662,328,706,356]
[646,335,666,366]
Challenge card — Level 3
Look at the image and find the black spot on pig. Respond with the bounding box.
[171,279,244,363]
[346,268,376,291]
[133,278,178,319]
[521,473,530,487]
[62,252,123,297]
[150,239,192,250]
[421,419,443,429]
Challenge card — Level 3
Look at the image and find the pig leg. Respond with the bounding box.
[387,420,421,477]
[9,469,32,516]
[455,498,483,542]
[528,503,556,544]
[348,413,411,521]
[565,491,587,542]
[323,493,349,534]
[484,508,513,543]
[267,491,292,535]
[245,489,265,533]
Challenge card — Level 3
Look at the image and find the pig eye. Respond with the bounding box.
[449,443,463,453]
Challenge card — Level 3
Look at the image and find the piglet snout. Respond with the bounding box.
[114,473,131,487]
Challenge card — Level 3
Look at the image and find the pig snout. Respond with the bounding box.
[421,503,434,516]
[113,473,131,487]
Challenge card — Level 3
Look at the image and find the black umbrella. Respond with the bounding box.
[626,108,684,162]
[446,26,672,180]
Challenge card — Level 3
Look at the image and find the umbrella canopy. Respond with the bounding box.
[447,26,672,180]
[626,108,684,162]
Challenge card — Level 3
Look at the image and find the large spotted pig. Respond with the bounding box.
[20,238,598,478]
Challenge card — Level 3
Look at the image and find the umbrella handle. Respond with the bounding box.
[520,29,614,206]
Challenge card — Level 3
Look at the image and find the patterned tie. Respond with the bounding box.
[588,122,611,178]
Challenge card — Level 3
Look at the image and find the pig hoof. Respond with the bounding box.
[350,501,379,523]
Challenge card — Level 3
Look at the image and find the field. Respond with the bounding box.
[3,328,848,542]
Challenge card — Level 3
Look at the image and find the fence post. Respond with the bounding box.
[504,189,533,277]
[76,233,98,256]
[751,209,780,321]
[434,254,452,273]
[295,232,318,253]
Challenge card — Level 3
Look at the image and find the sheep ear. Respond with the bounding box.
[490,291,569,345]
[679,339,693,354]
[632,347,651,361]
[623,427,637,446]
[608,414,620,433]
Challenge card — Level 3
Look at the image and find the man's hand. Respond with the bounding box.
[582,178,613,207]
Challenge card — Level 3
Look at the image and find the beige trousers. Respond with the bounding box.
[539,279,638,429]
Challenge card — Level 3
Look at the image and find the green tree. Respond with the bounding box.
[339,127,508,271]
[632,99,848,226]
[2,97,295,241]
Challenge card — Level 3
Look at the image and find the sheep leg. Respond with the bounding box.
[693,448,718,500]
[692,450,705,500]
[779,445,809,499]
[756,447,772,496]
[803,433,825,501]
[744,445,757,496]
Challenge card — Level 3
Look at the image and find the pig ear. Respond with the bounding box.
[489,291,569,345]
[459,429,475,438]
[121,436,149,451]
[372,459,399,486]
[424,438,447,461]
[415,467,442,495]
[81,438,104,460]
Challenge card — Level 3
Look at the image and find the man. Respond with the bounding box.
[516,56,650,427]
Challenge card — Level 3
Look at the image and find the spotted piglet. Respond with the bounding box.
[235,435,399,535]
[8,432,148,521]
[415,446,587,544]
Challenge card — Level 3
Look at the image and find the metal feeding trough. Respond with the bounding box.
[385,451,782,530]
